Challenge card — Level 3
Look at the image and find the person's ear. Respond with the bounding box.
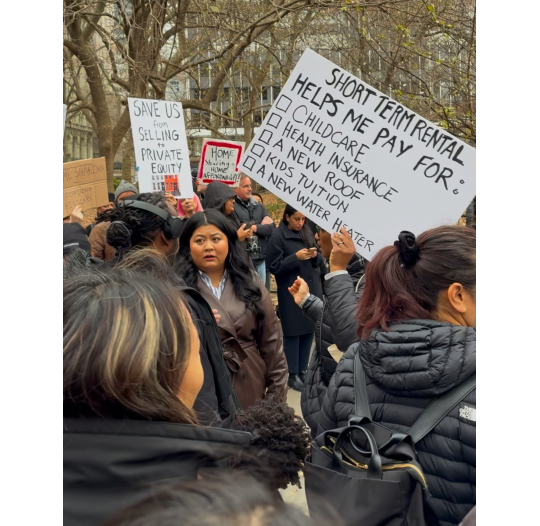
[159,230,175,248]
[446,283,467,314]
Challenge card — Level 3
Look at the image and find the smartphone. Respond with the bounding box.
[243,222,253,231]
[308,247,317,252]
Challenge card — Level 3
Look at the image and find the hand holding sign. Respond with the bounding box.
[330,227,356,272]
[70,205,84,225]
[238,48,475,260]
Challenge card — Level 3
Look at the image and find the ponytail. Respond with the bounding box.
[356,225,476,339]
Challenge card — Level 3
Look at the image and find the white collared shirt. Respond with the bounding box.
[199,270,228,300]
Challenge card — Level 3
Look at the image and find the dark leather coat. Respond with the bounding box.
[196,274,288,409]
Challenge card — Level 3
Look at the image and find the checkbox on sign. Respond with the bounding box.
[259,129,273,145]
[275,95,292,112]
[242,156,256,171]
[251,144,265,158]
[267,113,283,129]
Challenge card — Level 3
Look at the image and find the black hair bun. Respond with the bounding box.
[394,230,419,269]
[107,220,133,250]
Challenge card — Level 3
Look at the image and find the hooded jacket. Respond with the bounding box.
[204,181,247,250]
[204,181,237,214]
[63,418,251,526]
[318,320,476,526]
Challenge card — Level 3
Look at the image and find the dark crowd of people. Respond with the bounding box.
[63,175,476,526]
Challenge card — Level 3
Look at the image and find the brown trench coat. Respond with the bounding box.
[196,274,288,409]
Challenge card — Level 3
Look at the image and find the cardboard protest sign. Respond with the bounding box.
[239,48,476,259]
[128,98,192,198]
[197,139,245,187]
[63,157,108,218]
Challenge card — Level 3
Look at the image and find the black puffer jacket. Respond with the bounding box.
[300,269,365,435]
[318,320,476,526]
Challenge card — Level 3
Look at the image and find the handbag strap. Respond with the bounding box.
[408,373,476,444]
[353,351,372,420]
[355,274,365,293]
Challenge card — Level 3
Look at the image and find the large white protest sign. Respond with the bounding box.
[239,48,476,259]
[128,98,192,198]
[197,139,245,187]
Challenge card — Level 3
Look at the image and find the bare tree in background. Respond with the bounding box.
[63,0,346,189]
[316,0,476,144]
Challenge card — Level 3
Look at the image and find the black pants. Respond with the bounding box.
[283,333,313,375]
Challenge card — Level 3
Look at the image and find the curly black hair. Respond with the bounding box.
[228,394,311,491]
[100,192,175,253]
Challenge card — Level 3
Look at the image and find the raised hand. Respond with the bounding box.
[70,205,84,225]
[288,276,310,306]
[329,227,356,272]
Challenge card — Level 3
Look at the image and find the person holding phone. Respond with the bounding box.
[266,205,324,392]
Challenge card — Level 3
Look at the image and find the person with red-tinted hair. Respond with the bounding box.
[318,225,476,526]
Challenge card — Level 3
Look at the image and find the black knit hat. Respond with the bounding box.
[63,223,91,255]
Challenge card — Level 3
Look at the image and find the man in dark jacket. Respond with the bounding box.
[234,175,276,289]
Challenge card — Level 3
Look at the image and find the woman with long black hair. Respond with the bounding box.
[175,210,287,409]
[266,205,324,392]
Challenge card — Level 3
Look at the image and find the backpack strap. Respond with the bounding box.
[408,374,476,444]
[353,351,372,420]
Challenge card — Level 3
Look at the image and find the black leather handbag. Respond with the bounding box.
[305,352,476,526]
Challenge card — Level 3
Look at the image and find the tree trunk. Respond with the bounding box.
[121,132,134,183]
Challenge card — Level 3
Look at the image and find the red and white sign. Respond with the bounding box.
[198,139,245,187]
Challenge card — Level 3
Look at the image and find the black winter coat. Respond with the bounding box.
[299,269,364,435]
[63,418,251,526]
[318,320,476,526]
[181,285,241,424]
[234,196,275,262]
[266,221,324,336]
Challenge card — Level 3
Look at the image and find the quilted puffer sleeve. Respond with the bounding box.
[324,273,360,352]
[300,294,324,325]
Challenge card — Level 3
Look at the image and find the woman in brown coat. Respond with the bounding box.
[175,209,288,409]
